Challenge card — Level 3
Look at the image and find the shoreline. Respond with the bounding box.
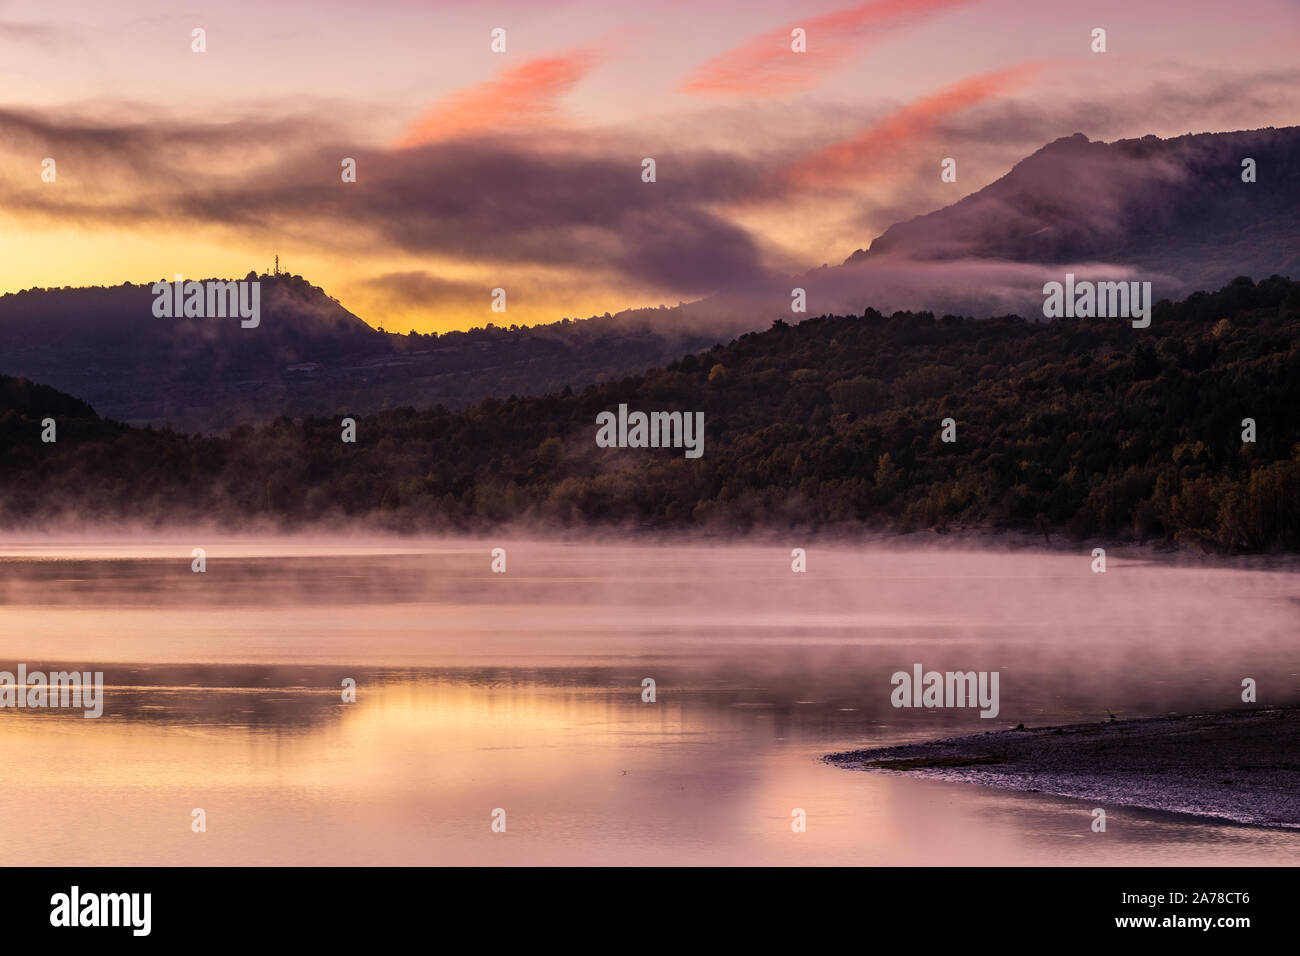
[826,708,1300,829]
[2,527,1299,572]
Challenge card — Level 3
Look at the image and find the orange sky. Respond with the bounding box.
[0,0,1296,332]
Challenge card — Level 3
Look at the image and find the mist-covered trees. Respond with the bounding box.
[3,275,1299,551]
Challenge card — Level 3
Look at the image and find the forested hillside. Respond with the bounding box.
[3,275,1299,551]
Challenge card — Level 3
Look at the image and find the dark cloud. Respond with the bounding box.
[0,107,775,296]
[2,62,1295,311]
[350,271,486,307]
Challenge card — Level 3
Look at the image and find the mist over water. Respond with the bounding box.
[2,535,1297,865]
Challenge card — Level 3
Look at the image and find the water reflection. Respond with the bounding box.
[0,539,1297,864]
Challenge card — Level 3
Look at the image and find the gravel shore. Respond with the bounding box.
[826,707,1300,829]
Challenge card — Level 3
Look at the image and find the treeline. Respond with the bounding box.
[0,274,724,431]
[3,275,1300,551]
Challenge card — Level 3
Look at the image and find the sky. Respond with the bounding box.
[0,0,1296,332]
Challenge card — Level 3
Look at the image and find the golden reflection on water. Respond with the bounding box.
[1,539,1298,864]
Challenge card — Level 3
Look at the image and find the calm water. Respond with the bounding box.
[1,538,1297,865]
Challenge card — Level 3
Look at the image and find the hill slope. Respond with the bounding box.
[3,127,1296,432]
[0,274,727,431]
[839,126,1300,304]
[4,275,1299,551]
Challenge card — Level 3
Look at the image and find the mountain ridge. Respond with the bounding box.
[848,125,1300,281]
[3,274,1298,551]
[2,125,1297,432]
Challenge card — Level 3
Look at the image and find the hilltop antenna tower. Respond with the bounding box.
[274,254,280,276]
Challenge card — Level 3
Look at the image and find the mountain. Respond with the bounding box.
[629,126,1299,339]
[4,275,1299,551]
[0,273,730,432]
[2,127,1296,432]
[832,126,1300,309]
[0,274,386,430]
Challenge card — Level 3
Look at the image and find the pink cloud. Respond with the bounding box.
[680,0,976,96]
[781,61,1045,188]
[397,50,600,146]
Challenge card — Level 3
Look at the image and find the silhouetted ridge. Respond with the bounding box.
[4,275,1299,552]
[850,126,1300,274]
